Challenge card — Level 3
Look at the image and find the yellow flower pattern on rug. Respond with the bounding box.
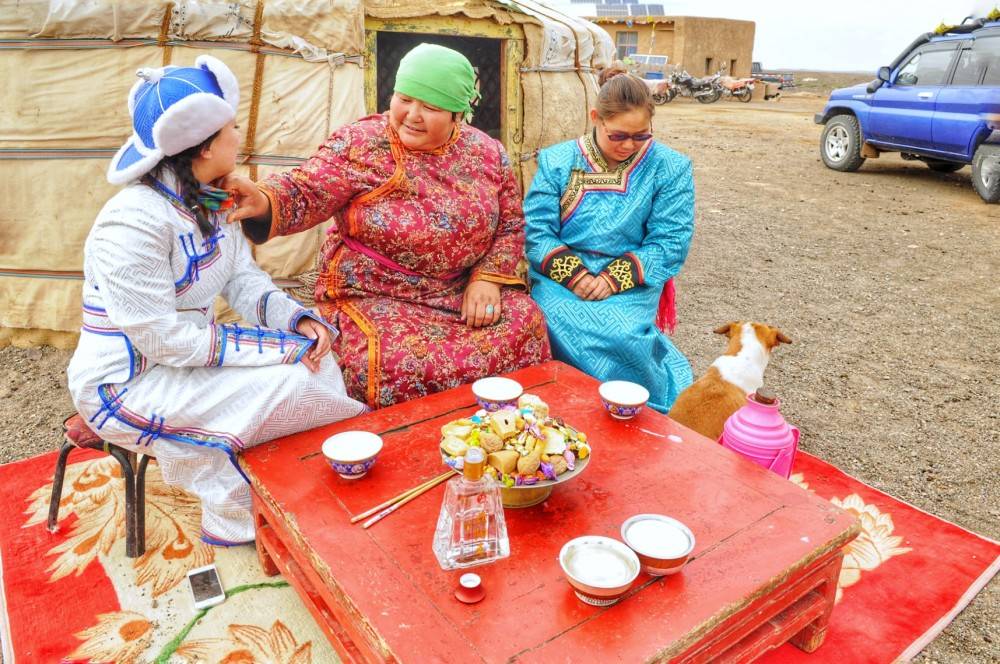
[789,473,913,603]
[176,620,313,663]
[21,456,336,663]
[22,455,212,593]
[69,611,155,663]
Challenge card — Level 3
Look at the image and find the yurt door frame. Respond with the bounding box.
[364,17,524,179]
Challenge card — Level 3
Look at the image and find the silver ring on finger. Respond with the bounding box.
[485,304,495,315]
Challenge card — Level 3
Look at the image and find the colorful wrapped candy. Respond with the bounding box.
[438,393,590,487]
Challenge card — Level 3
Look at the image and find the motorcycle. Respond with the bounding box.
[719,76,755,103]
[669,70,722,104]
[643,77,676,105]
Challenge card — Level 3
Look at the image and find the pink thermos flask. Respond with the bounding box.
[720,388,800,479]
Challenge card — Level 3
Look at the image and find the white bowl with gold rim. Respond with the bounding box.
[558,536,640,606]
[598,380,650,420]
[471,377,523,412]
[322,431,383,480]
[621,514,695,576]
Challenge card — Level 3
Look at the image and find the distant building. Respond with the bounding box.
[548,2,756,77]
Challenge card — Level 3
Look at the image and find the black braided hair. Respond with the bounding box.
[150,131,219,238]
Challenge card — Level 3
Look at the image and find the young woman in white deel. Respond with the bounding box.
[67,55,365,545]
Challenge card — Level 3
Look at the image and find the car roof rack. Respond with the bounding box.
[933,17,987,36]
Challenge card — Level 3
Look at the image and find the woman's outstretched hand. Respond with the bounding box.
[571,273,613,301]
[219,174,271,224]
[295,317,333,373]
[461,280,502,328]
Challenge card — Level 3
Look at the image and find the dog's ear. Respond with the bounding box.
[776,330,793,345]
[713,322,737,336]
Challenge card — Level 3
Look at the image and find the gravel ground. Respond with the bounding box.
[663,96,999,663]
[1,95,997,662]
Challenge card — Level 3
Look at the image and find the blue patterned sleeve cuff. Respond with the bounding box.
[206,323,315,367]
[289,309,339,339]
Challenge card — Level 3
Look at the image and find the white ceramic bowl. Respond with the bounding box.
[598,380,650,420]
[471,377,523,412]
[321,431,383,480]
[558,536,641,606]
[620,514,696,576]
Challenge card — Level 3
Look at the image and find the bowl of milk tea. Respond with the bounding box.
[620,514,696,576]
[558,536,641,606]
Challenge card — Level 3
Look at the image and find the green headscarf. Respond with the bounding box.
[393,43,479,115]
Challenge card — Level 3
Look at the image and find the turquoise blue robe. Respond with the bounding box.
[524,132,695,412]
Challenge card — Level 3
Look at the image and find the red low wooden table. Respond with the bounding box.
[240,361,859,662]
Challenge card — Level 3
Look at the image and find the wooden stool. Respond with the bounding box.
[47,414,153,557]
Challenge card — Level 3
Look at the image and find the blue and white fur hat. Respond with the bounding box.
[108,55,239,185]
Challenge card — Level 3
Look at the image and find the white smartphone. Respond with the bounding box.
[186,564,226,610]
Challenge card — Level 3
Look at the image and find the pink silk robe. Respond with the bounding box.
[258,115,551,407]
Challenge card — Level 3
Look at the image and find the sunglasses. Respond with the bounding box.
[602,125,653,142]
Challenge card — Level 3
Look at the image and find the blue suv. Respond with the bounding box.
[815,18,1000,203]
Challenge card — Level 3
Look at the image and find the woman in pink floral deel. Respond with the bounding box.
[227,44,550,407]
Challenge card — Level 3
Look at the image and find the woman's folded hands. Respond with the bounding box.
[571,273,614,301]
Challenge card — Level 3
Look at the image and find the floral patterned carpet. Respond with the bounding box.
[1,450,334,663]
[0,448,996,663]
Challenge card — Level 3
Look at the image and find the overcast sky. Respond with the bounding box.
[554,1,995,72]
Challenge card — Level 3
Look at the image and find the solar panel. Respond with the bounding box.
[596,5,628,16]
[646,4,664,14]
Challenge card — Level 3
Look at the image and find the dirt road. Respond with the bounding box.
[1,94,997,661]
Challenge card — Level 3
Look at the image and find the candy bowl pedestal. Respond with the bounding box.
[495,455,591,508]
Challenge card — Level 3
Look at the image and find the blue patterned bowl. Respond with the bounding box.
[599,381,650,420]
[472,377,523,412]
[322,431,383,480]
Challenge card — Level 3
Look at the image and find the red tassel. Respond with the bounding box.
[656,278,677,335]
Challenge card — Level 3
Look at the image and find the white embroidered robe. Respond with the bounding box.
[68,177,366,543]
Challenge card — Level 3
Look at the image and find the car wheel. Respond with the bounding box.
[820,115,865,172]
[971,144,1000,203]
[925,160,964,173]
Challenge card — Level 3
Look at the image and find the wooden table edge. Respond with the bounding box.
[657,515,862,661]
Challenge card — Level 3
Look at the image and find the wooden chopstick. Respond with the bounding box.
[361,472,455,529]
[350,470,454,524]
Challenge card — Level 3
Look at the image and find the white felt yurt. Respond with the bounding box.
[0,0,612,347]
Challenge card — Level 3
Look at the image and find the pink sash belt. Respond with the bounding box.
[340,235,466,281]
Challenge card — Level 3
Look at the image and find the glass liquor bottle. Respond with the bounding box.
[432,447,510,570]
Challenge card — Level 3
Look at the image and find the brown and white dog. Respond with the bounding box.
[668,322,792,441]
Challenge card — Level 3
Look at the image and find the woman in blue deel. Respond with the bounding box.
[524,65,695,412]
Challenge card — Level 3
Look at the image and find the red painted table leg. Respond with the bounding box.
[790,551,844,652]
[254,505,280,577]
